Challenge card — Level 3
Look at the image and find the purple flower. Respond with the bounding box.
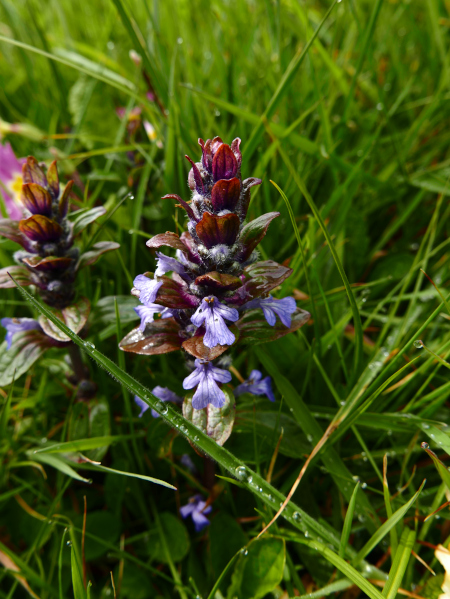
[180,454,197,474]
[154,251,188,279]
[190,296,239,348]
[1,317,40,349]
[180,494,212,532]
[132,274,162,306]
[183,358,231,409]
[242,295,297,327]
[134,386,182,418]
[0,143,26,220]
[234,370,275,402]
[135,304,173,331]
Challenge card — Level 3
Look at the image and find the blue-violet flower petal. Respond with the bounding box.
[242,295,296,328]
[1,317,41,350]
[183,359,231,409]
[190,296,239,348]
[234,369,276,402]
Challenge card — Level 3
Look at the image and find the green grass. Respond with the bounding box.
[1,0,450,597]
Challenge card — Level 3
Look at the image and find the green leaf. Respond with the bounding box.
[70,536,87,599]
[352,480,425,566]
[382,528,415,599]
[0,332,53,387]
[96,295,139,325]
[228,537,285,599]
[84,463,177,489]
[86,397,111,461]
[33,435,135,454]
[73,511,120,562]
[182,388,235,446]
[235,409,310,458]
[295,538,385,599]
[39,296,91,342]
[31,453,91,483]
[147,512,190,564]
[210,513,247,590]
[340,482,360,558]
[77,241,120,269]
[70,206,106,235]
[243,0,339,161]
[421,443,450,490]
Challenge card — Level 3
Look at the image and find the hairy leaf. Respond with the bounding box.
[39,296,90,342]
[0,266,31,288]
[119,317,182,355]
[71,206,106,235]
[238,212,280,260]
[0,330,56,386]
[183,388,235,446]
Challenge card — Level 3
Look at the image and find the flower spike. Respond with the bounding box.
[120,133,310,435]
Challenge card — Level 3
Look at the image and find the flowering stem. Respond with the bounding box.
[68,344,87,382]
[203,457,216,491]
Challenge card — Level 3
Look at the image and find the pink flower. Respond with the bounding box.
[0,143,26,219]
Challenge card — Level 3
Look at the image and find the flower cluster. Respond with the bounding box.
[0,155,80,308]
[120,136,310,415]
[0,145,119,388]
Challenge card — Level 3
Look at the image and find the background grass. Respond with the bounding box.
[2,0,450,597]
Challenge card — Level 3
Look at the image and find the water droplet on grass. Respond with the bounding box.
[413,340,423,349]
[235,466,246,480]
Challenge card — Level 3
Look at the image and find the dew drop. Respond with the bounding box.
[235,466,247,481]
[293,511,302,522]
[241,548,248,556]
[194,436,199,442]
[413,340,424,349]
[66,540,72,546]
[421,442,429,449]
[422,423,430,429]
[361,482,367,489]
[304,531,309,538]
[268,494,274,502]
[84,341,95,350]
